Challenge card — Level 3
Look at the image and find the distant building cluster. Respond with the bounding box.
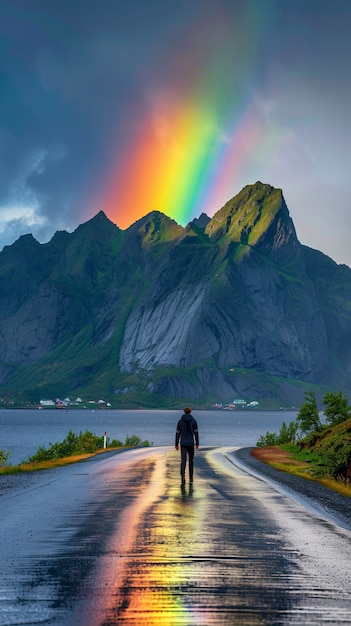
[39,398,112,408]
[212,400,259,410]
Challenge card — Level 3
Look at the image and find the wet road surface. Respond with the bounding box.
[1,446,351,625]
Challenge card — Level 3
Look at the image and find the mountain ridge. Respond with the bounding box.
[0,181,350,408]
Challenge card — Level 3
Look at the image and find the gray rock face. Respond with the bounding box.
[118,249,328,384]
[119,285,207,371]
[0,284,66,363]
[0,182,350,404]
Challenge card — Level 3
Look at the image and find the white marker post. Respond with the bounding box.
[103,431,107,449]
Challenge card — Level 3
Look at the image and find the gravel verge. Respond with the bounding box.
[233,447,351,531]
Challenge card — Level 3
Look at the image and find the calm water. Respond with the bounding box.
[0,409,298,465]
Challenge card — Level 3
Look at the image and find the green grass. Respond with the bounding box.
[256,415,351,494]
[256,444,351,498]
[280,443,322,465]
[0,447,127,475]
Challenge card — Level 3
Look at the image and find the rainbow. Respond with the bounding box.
[97,4,275,229]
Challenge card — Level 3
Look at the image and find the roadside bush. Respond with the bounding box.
[312,423,351,482]
[321,447,351,482]
[28,430,103,462]
[125,434,141,446]
[109,439,123,448]
[27,445,50,463]
[256,431,279,447]
[279,420,299,443]
[26,430,149,463]
[124,434,150,447]
[256,419,299,447]
[0,448,10,466]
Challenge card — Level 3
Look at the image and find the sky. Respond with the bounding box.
[0,0,350,265]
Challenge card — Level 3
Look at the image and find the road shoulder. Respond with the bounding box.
[232,447,351,531]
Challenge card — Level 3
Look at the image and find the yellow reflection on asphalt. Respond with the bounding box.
[122,447,276,625]
[104,449,208,624]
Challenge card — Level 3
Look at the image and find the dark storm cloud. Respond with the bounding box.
[0,0,204,242]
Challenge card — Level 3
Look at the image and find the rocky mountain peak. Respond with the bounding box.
[126,210,184,246]
[74,210,120,238]
[204,181,298,262]
[189,213,211,229]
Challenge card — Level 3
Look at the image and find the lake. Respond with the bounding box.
[0,409,298,465]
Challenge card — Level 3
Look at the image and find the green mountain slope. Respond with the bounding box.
[0,182,350,408]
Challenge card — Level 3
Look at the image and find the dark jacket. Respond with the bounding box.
[175,413,199,447]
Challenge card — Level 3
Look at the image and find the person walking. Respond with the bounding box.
[175,407,199,486]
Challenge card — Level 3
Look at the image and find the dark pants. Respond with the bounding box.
[180,445,194,482]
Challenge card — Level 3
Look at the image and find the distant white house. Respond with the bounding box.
[40,399,55,406]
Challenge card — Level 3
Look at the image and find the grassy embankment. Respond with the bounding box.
[0,446,130,475]
[252,443,351,498]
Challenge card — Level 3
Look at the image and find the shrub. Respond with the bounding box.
[109,439,123,448]
[125,434,141,446]
[28,430,103,462]
[0,448,10,466]
[256,420,299,447]
[26,430,148,463]
[319,446,351,482]
[27,445,50,463]
[256,431,279,447]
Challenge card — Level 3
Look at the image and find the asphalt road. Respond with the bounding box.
[1,446,351,625]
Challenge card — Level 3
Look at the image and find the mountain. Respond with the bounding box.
[1,181,351,408]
